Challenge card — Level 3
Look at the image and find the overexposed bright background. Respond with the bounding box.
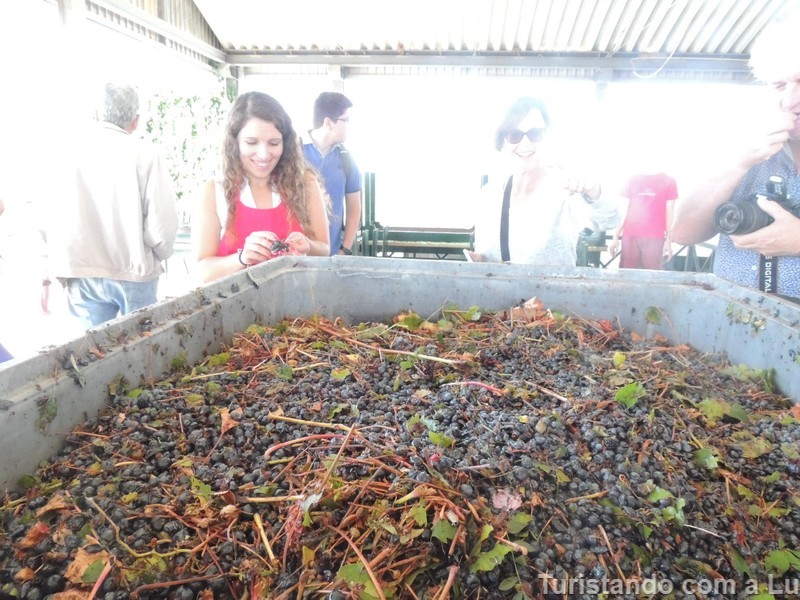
[245,74,768,227]
[0,3,771,359]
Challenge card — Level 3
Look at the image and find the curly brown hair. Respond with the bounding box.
[220,91,316,238]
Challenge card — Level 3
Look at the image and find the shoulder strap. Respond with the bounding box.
[339,144,353,180]
[500,176,512,262]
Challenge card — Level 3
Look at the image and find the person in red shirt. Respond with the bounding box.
[609,172,678,270]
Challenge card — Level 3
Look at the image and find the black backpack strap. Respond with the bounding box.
[500,176,512,262]
[339,144,353,180]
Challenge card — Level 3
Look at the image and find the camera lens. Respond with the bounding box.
[714,200,773,235]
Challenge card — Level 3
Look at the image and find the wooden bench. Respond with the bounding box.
[378,226,475,260]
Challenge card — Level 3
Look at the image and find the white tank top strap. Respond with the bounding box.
[215,180,283,231]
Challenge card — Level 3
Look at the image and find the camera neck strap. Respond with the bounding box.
[759,254,779,294]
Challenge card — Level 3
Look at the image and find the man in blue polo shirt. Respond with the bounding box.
[303,92,362,256]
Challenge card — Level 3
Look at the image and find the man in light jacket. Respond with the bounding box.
[45,82,177,328]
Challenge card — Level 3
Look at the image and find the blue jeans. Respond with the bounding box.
[65,277,159,328]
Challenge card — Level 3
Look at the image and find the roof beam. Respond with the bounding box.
[225,50,752,75]
[90,0,226,64]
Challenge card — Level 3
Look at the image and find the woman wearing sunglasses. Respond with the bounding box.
[469,96,621,265]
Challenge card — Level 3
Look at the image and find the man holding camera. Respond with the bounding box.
[672,10,800,301]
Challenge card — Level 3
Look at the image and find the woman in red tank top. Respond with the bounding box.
[192,92,330,284]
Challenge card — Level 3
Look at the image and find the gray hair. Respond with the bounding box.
[102,82,139,129]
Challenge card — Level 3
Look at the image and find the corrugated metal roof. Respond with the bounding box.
[64,0,796,82]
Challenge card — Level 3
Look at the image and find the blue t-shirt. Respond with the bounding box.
[303,142,362,254]
[714,146,800,300]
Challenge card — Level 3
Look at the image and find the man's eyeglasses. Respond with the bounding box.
[505,128,546,144]
[335,117,350,123]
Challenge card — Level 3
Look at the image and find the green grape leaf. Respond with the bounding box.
[429,431,455,448]
[764,549,800,576]
[615,382,645,408]
[82,559,106,584]
[646,486,673,503]
[470,543,513,573]
[694,447,719,470]
[331,367,351,381]
[729,547,752,577]
[507,512,532,535]
[431,519,457,543]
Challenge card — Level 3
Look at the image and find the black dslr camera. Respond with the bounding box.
[715,175,798,235]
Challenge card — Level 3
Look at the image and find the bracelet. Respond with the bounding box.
[237,248,248,266]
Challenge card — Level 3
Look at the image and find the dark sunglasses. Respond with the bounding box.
[505,128,547,144]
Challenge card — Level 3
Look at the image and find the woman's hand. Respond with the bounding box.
[562,175,601,201]
[240,231,283,265]
[284,231,312,255]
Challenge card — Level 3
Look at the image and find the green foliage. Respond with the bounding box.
[463,306,483,321]
[185,393,204,407]
[470,543,513,573]
[729,547,753,578]
[615,382,645,408]
[405,414,437,436]
[507,512,532,534]
[645,485,686,525]
[355,325,388,340]
[431,519,456,543]
[190,477,212,504]
[331,367,351,381]
[206,352,230,367]
[661,498,686,525]
[143,88,230,224]
[645,306,663,324]
[108,376,130,397]
[408,503,427,526]
[764,549,800,576]
[731,431,774,459]
[17,474,40,491]
[693,447,719,470]
[698,398,749,425]
[428,431,455,448]
[721,364,776,392]
[646,486,673,503]
[37,397,58,432]
[171,351,189,370]
[395,312,424,331]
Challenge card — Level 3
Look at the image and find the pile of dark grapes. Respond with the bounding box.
[1,305,799,599]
